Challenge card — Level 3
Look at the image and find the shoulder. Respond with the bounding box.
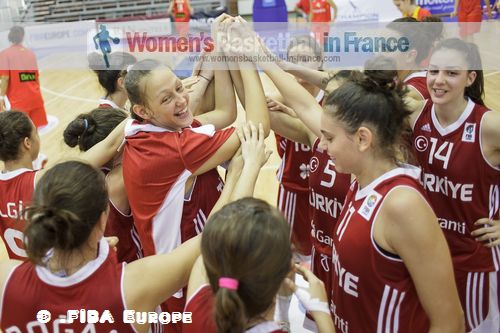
[381,185,431,224]
[481,110,500,147]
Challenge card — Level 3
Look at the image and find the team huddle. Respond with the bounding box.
[0,13,499,333]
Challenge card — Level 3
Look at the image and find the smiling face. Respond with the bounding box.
[134,67,191,130]
[427,48,477,106]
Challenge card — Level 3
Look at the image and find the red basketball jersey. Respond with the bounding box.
[0,239,137,332]
[311,0,332,22]
[0,168,36,260]
[309,139,350,256]
[123,119,234,257]
[183,285,286,333]
[98,98,121,109]
[181,169,223,242]
[404,71,430,100]
[412,99,500,272]
[331,167,430,333]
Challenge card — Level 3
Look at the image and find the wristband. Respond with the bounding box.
[199,74,211,82]
[294,288,330,314]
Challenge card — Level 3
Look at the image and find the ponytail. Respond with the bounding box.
[214,287,246,333]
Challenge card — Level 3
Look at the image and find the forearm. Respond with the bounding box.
[80,119,127,167]
[312,313,336,333]
[262,62,323,137]
[214,61,237,122]
[454,0,460,11]
[228,69,246,108]
[240,67,270,135]
[281,62,330,89]
[230,164,260,200]
[0,75,9,96]
[188,77,211,114]
[208,167,239,218]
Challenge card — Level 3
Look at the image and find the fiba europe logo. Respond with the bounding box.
[92,25,121,68]
[414,135,429,152]
[366,194,377,208]
[36,310,51,323]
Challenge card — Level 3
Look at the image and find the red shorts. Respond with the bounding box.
[458,10,482,37]
[454,269,500,332]
[277,185,312,256]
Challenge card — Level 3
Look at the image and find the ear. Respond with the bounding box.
[132,104,152,120]
[22,136,32,151]
[117,76,125,90]
[466,71,477,87]
[356,126,373,153]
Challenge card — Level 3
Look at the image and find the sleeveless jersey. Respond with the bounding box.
[98,98,121,109]
[309,138,350,256]
[404,71,430,100]
[123,119,234,257]
[181,169,223,242]
[412,99,500,272]
[183,285,286,333]
[275,90,324,192]
[0,168,36,259]
[311,0,332,22]
[0,238,137,332]
[172,0,190,22]
[101,168,143,263]
[331,167,430,333]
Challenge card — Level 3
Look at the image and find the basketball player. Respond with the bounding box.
[451,0,493,41]
[266,36,351,331]
[64,108,143,264]
[122,25,269,330]
[87,52,137,109]
[184,195,335,333]
[408,38,500,332]
[0,129,265,332]
[0,111,126,260]
[321,68,463,332]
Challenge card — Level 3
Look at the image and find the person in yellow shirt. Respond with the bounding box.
[393,0,431,21]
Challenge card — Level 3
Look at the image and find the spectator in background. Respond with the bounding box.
[393,0,432,21]
[451,0,493,41]
[168,0,194,36]
[295,0,311,21]
[0,26,48,128]
[310,0,337,45]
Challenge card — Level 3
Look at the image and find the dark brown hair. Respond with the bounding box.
[24,161,108,265]
[0,111,34,162]
[431,38,485,106]
[88,52,137,96]
[63,108,127,151]
[324,56,411,163]
[201,198,292,333]
[8,26,24,44]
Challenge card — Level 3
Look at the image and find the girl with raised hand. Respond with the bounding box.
[0,111,125,260]
[321,68,463,332]
[121,15,269,331]
[0,127,264,332]
[409,38,500,332]
[64,108,143,264]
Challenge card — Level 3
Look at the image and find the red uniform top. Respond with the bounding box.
[0,168,36,260]
[331,167,430,333]
[98,98,121,109]
[459,0,482,17]
[311,0,332,22]
[274,91,324,192]
[0,239,137,332]
[181,170,223,242]
[123,119,234,257]
[404,71,430,100]
[172,0,191,22]
[0,45,47,127]
[183,285,286,333]
[309,138,350,256]
[412,99,500,272]
[296,0,311,14]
